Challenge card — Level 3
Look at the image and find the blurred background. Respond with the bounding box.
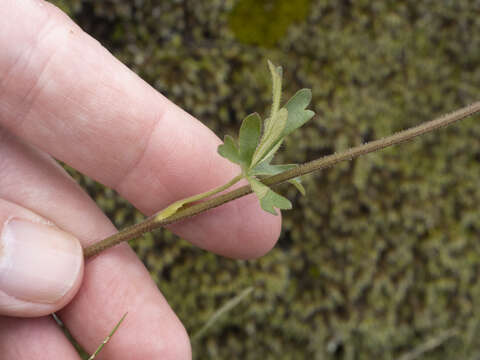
[49,0,480,358]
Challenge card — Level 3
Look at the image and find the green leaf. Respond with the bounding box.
[249,177,269,198]
[288,178,306,196]
[218,62,312,207]
[250,162,306,196]
[267,60,283,122]
[251,138,283,170]
[155,199,189,221]
[238,113,261,167]
[250,162,296,176]
[260,188,292,215]
[282,89,315,137]
[248,177,292,215]
[251,108,288,167]
[218,135,241,164]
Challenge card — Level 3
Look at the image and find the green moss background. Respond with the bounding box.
[51,1,480,358]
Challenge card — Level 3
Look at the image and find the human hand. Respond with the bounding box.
[0,1,281,358]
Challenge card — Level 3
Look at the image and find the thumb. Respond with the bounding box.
[0,203,84,317]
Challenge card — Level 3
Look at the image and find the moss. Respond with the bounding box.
[228,0,311,47]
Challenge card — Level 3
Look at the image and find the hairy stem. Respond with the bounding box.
[84,101,480,258]
[154,174,242,221]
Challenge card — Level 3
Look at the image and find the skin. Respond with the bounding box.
[0,1,281,359]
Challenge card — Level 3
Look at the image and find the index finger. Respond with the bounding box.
[0,0,281,259]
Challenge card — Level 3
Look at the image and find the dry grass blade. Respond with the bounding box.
[88,313,128,360]
[193,287,254,341]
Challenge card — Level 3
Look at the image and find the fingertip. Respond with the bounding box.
[170,193,282,260]
[230,195,283,260]
[0,216,84,317]
[162,320,192,360]
[51,245,84,311]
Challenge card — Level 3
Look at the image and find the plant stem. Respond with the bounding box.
[84,101,480,259]
[83,174,242,258]
[154,174,243,221]
[181,174,243,203]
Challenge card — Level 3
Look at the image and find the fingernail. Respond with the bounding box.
[0,218,83,304]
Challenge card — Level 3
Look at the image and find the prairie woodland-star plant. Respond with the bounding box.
[152,61,313,219]
[217,60,314,214]
[83,61,480,258]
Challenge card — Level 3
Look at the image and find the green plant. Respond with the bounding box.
[54,312,127,359]
[88,313,127,360]
[156,60,313,219]
[83,61,480,259]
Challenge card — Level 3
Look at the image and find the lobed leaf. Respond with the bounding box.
[288,178,306,196]
[250,162,296,176]
[251,108,288,167]
[282,89,315,137]
[217,61,313,216]
[218,135,241,164]
[248,177,292,215]
[259,188,292,215]
[266,60,283,123]
[238,113,262,168]
[249,177,268,198]
[250,138,283,170]
[250,162,306,196]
